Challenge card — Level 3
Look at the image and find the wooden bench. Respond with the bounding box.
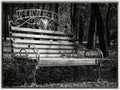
[9,9,103,85]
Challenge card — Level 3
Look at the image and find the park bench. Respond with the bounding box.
[9,9,103,85]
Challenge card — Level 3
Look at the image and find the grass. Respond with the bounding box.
[2,61,118,88]
[14,80,117,88]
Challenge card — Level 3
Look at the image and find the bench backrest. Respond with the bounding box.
[9,9,78,60]
[10,26,76,59]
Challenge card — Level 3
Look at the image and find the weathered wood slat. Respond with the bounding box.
[12,33,74,41]
[15,54,67,58]
[12,39,74,45]
[3,53,12,59]
[3,47,11,53]
[11,26,73,36]
[3,41,11,46]
[13,49,73,54]
[37,58,97,66]
[15,54,98,65]
[12,44,75,50]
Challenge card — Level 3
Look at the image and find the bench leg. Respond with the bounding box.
[32,68,37,87]
[97,64,102,81]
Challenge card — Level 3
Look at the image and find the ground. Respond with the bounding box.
[2,40,118,88]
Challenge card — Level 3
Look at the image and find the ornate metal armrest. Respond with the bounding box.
[19,45,40,86]
[19,48,28,58]
[84,48,103,58]
[19,45,40,66]
[28,45,40,64]
[9,20,16,27]
[27,45,40,85]
[94,48,104,58]
[70,42,87,58]
[84,48,104,65]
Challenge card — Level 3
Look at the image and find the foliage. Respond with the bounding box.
[2,3,118,42]
[2,61,24,86]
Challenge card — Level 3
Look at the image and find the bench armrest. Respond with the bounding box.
[19,45,40,67]
[84,48,104,58]
[28,45,40,63]
[9,20,16,27]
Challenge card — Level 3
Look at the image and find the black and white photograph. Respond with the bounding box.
[2,1,118,88]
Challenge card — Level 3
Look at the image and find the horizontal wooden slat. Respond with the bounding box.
[15,54,66,58]
[13,49,73,54]
[3,47,11,53]
[11,26,73,36]
[3,53,12,59]
[12,33,74,41]
[12,39,74,45]
[3,41,11,46]
[14,54,98,66]
[12,44,75,50]
[37,58,97,66]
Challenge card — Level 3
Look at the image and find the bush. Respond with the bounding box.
[2,57,36,87]
[2,62,24,87]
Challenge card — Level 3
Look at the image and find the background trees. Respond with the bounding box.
[2,3,118,57]
[87,4,109,57]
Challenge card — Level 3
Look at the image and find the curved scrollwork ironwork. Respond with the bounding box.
[28,45,40,67]
[84,48,104,58]
[16,9,58,20]
[14,9,58,31]
[19,48,28,58]
[19,45,40,86]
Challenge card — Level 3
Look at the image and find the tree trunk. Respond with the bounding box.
[71,3,77,40]
[70,3,81,81]
[78,15,84,44]
[55,3,58,31]
[23,3,31,9]
[3,4,9,40]
[86,5,96,49]
[106,4,111,47]
[55,3,58,13]
[93,4,108,57]
[71,3,81,41]
[87,4,108,57]
[70,3,74,33]
[42,3,45,9]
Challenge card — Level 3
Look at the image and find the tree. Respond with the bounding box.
[3,3,8,40]
[71,3,77,40]
[87,4,108,57]
[86,4,96,48]
[94,4,108,57]
[70,3,85,80]
[71,3,84,43]
[54,3,59,31]
[106,4,111,47]
[78,14,84,43]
